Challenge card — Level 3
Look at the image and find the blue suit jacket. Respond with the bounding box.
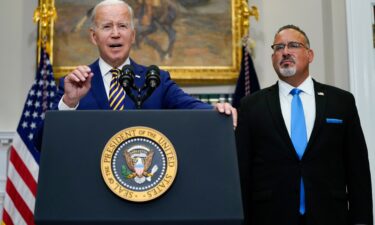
[56,59,212,110]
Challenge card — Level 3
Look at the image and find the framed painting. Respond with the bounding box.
[36,0,250,85]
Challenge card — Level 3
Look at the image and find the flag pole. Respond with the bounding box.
[232,1,260,108]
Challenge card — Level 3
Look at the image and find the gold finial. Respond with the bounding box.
[239,0,259,38]
[33,1,57,62]
[33,3,57,27]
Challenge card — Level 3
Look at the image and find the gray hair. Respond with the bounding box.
[275,24,310,48]
[90,0,134,29]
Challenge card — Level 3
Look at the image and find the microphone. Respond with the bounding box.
[119,64,138,106]
[145,65,161,89]
[119,64,135,91]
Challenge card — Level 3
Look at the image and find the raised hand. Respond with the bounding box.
[62,65,94,108]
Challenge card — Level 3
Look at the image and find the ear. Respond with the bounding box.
[308,48,314,63]
[131,29,136,45]
[90,28,98,46]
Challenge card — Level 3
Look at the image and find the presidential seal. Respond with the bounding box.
[101,126,178,202]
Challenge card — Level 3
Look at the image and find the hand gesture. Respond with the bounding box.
[62,66,94,108]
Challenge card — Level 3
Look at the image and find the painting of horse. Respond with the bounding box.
[53,0,232,68]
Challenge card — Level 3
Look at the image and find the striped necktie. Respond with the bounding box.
[290,88,307,215]
[109,68,125,110]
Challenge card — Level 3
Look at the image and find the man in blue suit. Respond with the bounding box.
[58,0,236,123]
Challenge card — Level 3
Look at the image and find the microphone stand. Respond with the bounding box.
[126,84,154,109]
[119,65,160,109]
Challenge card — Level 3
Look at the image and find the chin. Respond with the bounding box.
[279,67,296,77]
[281,73,296,78]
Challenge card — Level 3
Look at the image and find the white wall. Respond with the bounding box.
[346,0,375,219]
[0,0,38,218]
[0,0,38,132]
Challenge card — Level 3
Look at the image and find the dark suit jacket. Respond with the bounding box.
[55,59,212,110]
[235,80,373,225]
[34,59,211,149]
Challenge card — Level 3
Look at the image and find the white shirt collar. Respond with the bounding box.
[278,75,314,97]
[98,58,131,77]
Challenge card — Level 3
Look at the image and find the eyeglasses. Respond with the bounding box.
[95,22,132,32]
[271,41,308,52]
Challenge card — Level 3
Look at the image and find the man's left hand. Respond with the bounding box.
[214,103,237,129]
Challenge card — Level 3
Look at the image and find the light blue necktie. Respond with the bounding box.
[290,88,307,215]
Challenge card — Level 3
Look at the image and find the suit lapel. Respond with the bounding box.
[90,60,110,109]
[266,83,298,160]
[303,80,327,157]
[131,59,146,87]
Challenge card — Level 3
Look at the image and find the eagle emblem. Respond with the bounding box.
[123,145,158,184]
[101,126,177,202]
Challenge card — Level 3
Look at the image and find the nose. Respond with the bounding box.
[111,26,120,37]
[281,45,291,55]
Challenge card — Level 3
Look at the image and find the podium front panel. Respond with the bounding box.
[35,110,243,225]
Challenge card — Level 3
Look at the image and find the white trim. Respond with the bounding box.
[0,132,14,145]
[346,0,375,222]
[0,131,14,221]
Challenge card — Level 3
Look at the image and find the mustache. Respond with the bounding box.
[279,56,295,65]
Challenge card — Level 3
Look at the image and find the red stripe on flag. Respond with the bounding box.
[5,180,35,225]
[2,209,15,225]
[9,146,37,196]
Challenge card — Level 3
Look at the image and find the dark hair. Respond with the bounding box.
[275,24,310,47]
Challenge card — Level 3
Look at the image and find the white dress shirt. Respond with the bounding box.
[278,76,316,140]
[58,58,131,110]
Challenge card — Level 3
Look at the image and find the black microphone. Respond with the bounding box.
[145,65,161,89]
[119,64,135,91]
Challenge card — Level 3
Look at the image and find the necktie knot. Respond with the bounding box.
[290,88,302,96]
[110,68,121,78]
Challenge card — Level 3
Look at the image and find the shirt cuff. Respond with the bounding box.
[58,96,79,110]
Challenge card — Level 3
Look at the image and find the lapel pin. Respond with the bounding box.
[135,75,141,78]
[317,92,324,96]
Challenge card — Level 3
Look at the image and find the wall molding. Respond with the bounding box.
[0,132,14,145]
[346,0,375,152]
[0,131,14,219]
[346,0,375,221]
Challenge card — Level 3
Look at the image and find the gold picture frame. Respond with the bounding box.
[36,0,252,85]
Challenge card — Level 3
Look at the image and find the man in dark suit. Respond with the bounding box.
[235,24,372,225]
[58,0,236,120]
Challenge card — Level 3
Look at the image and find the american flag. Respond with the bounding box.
[232,45,260,108]
[1,47,57,225]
